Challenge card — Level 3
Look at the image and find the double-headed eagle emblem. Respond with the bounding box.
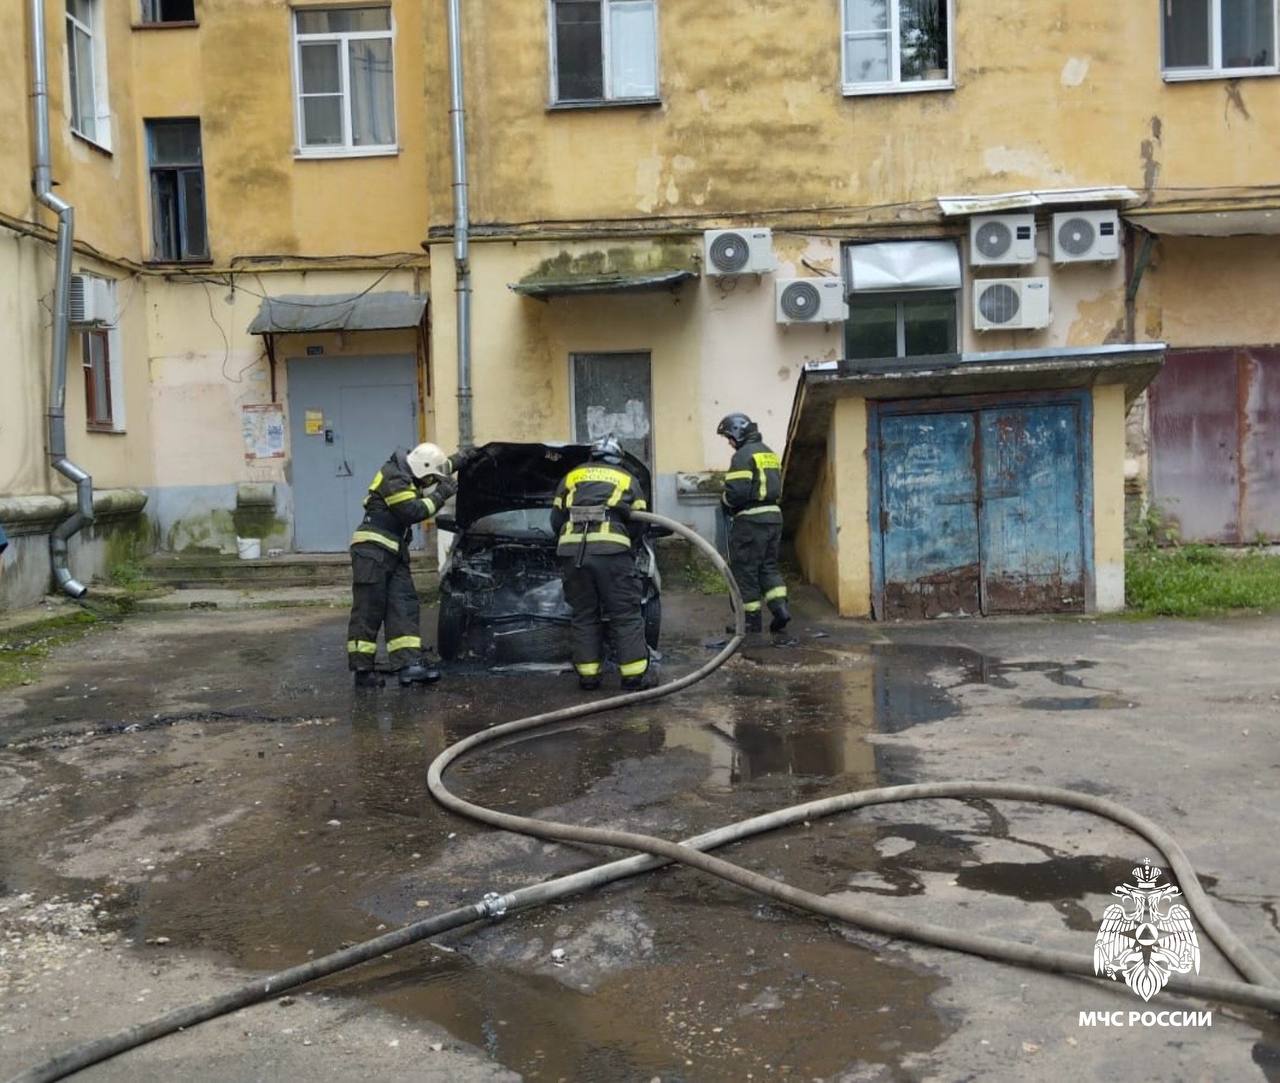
[1094,859,1201,1001]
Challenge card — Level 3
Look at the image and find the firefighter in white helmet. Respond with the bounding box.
[347,442,478,688]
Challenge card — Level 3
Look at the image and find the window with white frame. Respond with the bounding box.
[293,6,397,154]
[550,0,658,104]
[843,241,960,365]
[1163,0,1278,77]
[66,0,111,148]
[841,0,951,94]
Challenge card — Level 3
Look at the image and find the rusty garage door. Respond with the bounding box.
[874,394,1090,619]
[1149,347,1280,543]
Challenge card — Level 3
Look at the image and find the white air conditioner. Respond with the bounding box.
[973,277,1051,331]
[1052,209,1121,263]
[775,277,847,324]
[68,274,115,327]
[704,228,775,276]
[969,214,1037,267]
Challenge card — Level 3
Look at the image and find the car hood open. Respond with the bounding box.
[454,442,652,529]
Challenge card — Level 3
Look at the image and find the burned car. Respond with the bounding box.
[435,442,662,665]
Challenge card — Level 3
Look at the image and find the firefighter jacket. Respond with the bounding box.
[549,461,647,557]
[350,449,448,557]
[722,436,783,525]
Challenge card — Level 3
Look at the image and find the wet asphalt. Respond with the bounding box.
[1,590,1279,1081]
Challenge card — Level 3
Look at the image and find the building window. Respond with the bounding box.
[841,0,952,94]
[846,293,958,363]
[140,0,196,23]
[66,0,110,148]
[550,0,659,104]
[147,119,208,261]
[293,6,397,155]
[1163,0,1278,77]
[83,329,114,429]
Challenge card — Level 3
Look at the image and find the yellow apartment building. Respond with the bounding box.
[3,0,1279,614]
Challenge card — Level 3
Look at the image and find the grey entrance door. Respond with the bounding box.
[571,352,653,471]
[286,355,420,552]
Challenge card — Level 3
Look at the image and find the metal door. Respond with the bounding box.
[287,355,419,551]
[879,412,981,618]
[1150,347,1280,542]
[571,352,653,472]
[979,404,1085,613]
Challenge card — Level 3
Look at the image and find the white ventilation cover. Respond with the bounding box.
[846,241,962,292]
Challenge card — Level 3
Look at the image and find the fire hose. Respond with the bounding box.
[8,509,1279,1083]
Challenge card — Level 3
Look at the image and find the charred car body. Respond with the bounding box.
[436,442,662,665]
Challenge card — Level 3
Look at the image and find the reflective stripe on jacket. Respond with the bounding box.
[722,437,783,524]
[549,463,647,557]
[350,450,445,554]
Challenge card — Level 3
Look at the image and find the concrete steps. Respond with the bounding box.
[143,551,438,591]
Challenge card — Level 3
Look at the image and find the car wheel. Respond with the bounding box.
[437,594,467,661]
[642,594,662,649]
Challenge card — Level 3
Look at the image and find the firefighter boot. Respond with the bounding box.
[579,674,602,691]
[398,660,442,686]
[768,599,792,634]
[353,670,385,689]
[726,610,763,635]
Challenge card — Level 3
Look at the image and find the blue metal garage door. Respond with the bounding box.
[874,394,1091,619]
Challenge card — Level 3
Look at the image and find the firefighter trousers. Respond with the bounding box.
[728,516,786,614]
[346,543,423,672]
[560,551,648,680]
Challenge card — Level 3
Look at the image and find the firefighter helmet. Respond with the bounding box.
[406,442,448,481]
[716,413,758,448]
[589,434,624,464]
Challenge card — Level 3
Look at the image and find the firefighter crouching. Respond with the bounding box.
[550,436,651,692]
[717,412,790,634]
[347,442,477,688]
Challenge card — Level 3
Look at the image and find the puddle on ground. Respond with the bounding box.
[1018,695,1134,711]
[0,635,1176,1078]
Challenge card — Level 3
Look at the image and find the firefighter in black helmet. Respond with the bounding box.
[347,442,479,688]
[717,413,790,634]
[550,436,650,691]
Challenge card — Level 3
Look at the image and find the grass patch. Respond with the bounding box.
[108,559,154,593]
[1125,544,1280,616]
[0,611,102,691]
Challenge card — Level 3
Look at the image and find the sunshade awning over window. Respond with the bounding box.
[846,240,962,292]
[509,269,697,299]
[247,291,428,334]
[1124,207,1280,236]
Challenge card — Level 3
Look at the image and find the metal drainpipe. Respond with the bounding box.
[30,0,92,597]
[446,0,473,449]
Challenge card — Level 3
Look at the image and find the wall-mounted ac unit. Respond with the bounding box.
[1052,209,1120,263]
[775,277,847,324]
[68,274,115,327]
[969,214,1036,267]
[973,277,1051,331]
[704,228,775,276]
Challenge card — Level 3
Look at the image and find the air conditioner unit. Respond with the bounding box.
[775,277,847,324]
[68,274,114,327]
[704,228,775,276]
[969,214,1036,267]
[973,277,1051,331]
[1052,209,1121,263]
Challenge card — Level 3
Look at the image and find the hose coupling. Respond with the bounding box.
[480,892,509,918]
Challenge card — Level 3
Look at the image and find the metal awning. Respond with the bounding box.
[1124,207,1280,236]
[248,291,428,334]
[937,186,1142,217]
[509,269,697,300]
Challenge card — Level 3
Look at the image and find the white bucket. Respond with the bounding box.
[236,537,262,561]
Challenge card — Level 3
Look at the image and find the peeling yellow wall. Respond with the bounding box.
[1092,382,1126,612]
[437,3,1280,232]
[794,432,839,608]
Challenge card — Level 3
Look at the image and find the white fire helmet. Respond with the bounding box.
[406,442,448,482]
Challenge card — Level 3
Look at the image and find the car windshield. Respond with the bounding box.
[467,508,556,539]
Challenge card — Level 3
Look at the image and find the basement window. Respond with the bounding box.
[66,0,111,149]
[139,0,195,23]
[147,119,209,261]
[842,0,953,95]
[293,6,398,155]
[1163,0,1279,78]
[550,0,659,105]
